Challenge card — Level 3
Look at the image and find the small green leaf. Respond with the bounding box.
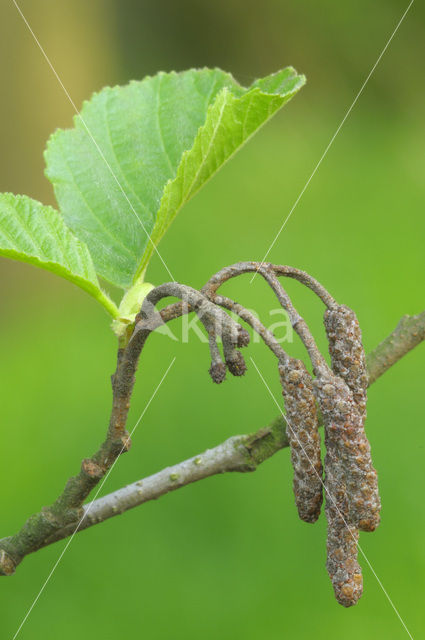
[45,67,305,289]
[112,280,155,337]
[0,193,119,318]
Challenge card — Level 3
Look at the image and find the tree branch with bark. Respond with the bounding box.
[1,262,423,595]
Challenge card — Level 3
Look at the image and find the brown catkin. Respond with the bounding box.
[226,349,247,377]
[324,305,368,415]
[279,358,323,523]
[314,372,363,606]
[323,306,381,532]
[326,490,363,607]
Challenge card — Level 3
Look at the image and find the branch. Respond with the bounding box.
[35,425,287,548]
[203,261,338,309]
[210,294,288,362]
[366,311,425,384]
[0,344,138,575]
[0,283,250,575]
[1,309,423,574]
[5,261,333,564]
[136,282,250,380]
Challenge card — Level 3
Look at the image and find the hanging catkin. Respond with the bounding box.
[323,306,380,532]
[325,484,363,607]
[279,358,323,523]
[324,304,368,415]
[314,372,363,606]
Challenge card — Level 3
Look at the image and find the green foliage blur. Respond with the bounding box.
[0,1,423,638]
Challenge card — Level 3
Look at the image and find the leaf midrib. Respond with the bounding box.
[183,89,228,201]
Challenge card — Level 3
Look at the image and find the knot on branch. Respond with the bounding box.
[0,548,17,576]
[109,434,132,458]
[82,459,104,479]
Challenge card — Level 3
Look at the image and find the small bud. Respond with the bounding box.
[119,434,132,453]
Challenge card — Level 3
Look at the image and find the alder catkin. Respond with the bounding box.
[324,304,368,415]
[323,306,381,532]
[314,372,363,606]
[325,490,363,607]
[278,358,323,523]
[209,362,226,384]
[225,349,247,376]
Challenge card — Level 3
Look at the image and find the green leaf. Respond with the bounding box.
[0,193,119,318]
[45,67,305,289]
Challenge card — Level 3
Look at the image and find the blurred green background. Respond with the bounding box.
[0,1,424,638]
